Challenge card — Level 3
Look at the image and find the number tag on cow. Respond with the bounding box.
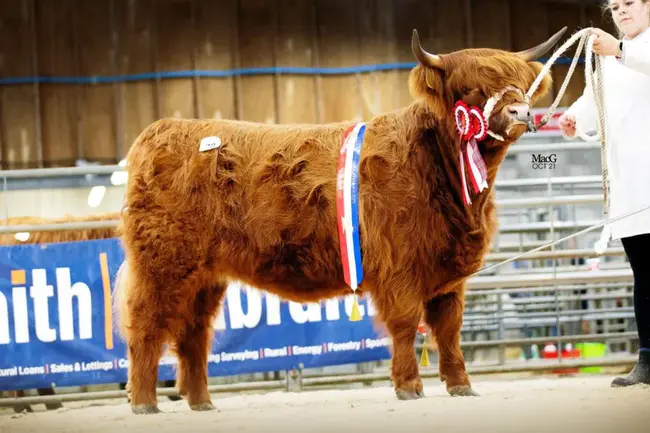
[199,136,222,152]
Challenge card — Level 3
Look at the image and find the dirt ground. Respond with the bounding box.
[1,373,648,433]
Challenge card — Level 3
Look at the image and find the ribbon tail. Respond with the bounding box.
[465,142,481,194]
[468,139,489,192]
[459,149,471,205]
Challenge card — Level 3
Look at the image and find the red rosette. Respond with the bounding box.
[454,100,489,142]
[468,107,488,141]
[453,100,471,140]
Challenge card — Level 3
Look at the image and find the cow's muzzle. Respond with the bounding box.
[507,103,536,132]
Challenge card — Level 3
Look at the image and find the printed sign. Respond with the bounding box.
[0,239,392,391]
[528,108,568,137]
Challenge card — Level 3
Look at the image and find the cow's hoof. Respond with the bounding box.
[190,402,216,411]
[396,388,425,400]
[448,385,479,397]
[131,404,161,415]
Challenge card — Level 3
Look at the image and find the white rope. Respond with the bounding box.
[470,202,650,278]
[469,28,623,276]
[525,27,609,214]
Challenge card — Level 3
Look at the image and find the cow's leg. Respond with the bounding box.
[123,274,165,414]
[372,288,424,400]
[425,290,477,397]
[174,283,226,411]
[387,315,424,400]
[126,322,165,414]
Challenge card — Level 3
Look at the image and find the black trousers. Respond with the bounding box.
[620,233,650,349]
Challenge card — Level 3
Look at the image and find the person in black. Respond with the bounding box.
[558,0,650,387]
[611,234,650,387]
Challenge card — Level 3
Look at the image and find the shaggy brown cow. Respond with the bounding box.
[114,27,566,414]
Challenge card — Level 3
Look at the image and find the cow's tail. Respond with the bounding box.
[112,260,131,342]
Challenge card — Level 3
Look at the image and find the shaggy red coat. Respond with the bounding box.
[115,28,565,414]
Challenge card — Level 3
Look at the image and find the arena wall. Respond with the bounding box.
[0,0,615,169]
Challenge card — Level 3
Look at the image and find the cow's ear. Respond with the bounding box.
[408,65,444,102]
[424,68,444,92]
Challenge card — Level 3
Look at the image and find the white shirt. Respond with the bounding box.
[565,27,650,242]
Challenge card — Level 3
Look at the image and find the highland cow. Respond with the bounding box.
[114,27,566,414]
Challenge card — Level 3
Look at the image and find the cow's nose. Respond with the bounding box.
[507,103,531,122]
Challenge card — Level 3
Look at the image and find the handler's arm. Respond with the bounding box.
[621,37,650,76]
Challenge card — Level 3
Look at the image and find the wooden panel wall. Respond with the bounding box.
[0,0,614,169]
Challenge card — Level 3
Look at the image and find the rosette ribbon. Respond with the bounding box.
[453,100,489,205]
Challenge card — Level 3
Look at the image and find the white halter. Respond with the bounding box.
[482,86,528,141]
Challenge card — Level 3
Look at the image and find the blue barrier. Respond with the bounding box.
[0,57,584,86]
[0,238,391,391]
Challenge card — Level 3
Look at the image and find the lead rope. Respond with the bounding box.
[468,28,623,277]
[525,27,609,214]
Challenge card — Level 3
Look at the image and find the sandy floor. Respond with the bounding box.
[1,374,648,433]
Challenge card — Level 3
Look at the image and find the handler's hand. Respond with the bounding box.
[558,112,576,138]
[590,28,622,57]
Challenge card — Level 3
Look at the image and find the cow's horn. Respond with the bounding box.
[411,29,444,70]
[516,26,568,62]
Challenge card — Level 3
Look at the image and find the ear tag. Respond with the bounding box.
[199,136,222,152]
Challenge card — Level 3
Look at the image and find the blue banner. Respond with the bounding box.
[0,238,391,391]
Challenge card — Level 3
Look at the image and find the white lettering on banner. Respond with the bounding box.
[324,298,341,321]
[226,284,263,330]
[0,338,389,379]
[0,293,8,344]
[292,345,322,356]
[327,341,362,352]
[18,365,46,376]
[220,350,259,362]
[210,282,378,330]
[0,367,18,377]
[0,268,94,345]
[364,337,390,349]
[212,307,226,331]
[12,287,29,343]
[82,361,113,372]
[288,302,321,324]
[0,365,48,376]
[266,294,282,326]
[159,356,178,366]
[264,347,288,358]
[50,363,75,374]
[56,268,92,341]
[31,269,57,342]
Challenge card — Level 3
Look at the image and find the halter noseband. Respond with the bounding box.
[482,86,534,141]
